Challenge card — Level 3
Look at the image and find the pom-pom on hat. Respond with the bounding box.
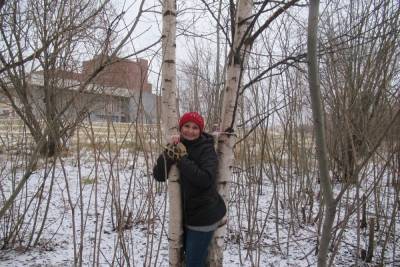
[179,112,205,132]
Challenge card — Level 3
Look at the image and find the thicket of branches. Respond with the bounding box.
[0,0,399,266]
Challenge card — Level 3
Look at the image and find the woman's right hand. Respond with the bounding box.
[168,135,180,145]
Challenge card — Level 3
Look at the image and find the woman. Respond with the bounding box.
[153,112,226,267]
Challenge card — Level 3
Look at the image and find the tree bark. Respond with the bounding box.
[307,1,337,267]
[161,0,182,266]
[209,0,253,266]
[366,217,374,262]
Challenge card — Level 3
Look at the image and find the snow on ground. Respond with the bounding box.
[0,150,399,266]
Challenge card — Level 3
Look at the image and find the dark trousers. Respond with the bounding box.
[184,228,214,267]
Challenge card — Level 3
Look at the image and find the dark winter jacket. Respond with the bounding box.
[153,132,226,226]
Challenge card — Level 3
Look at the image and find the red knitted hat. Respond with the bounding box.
[179,112,205,132]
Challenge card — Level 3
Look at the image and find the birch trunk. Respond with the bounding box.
[307,1,337,266]
[161,0,183,266]
[208,0,253,266]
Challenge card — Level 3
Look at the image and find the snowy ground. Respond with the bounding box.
[0,149,399,266]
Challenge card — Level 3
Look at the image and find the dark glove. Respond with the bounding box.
[164,143,187,161]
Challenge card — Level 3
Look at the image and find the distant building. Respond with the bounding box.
[2,56,158,123]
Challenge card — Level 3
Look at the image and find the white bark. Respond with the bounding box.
[209,0,253,266]
[161,0,182,266]
[307,1,336,266]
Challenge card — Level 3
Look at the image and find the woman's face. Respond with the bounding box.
[180,121,201,141]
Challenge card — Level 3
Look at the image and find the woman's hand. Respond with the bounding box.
[168,135,180,145]
[164,143,187,161]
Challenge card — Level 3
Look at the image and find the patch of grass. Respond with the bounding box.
[81,177,96,185]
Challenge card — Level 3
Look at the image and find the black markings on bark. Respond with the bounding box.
[163,10,176,17]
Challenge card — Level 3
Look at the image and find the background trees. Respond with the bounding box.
[1,0,108,156]
[0,0,399,266]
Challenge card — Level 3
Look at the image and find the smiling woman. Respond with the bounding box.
[179,112,204,141]
[180,121,200,140]
[153,111,226,267]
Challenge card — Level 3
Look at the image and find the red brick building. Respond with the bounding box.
[14,56,158,123]
[82,56,152,93]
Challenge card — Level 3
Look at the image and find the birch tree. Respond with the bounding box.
[209,0,253,265]
[205,1,301,265]
[160,0,182,266]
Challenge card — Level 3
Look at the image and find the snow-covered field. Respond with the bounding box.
[0,148,399,266]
